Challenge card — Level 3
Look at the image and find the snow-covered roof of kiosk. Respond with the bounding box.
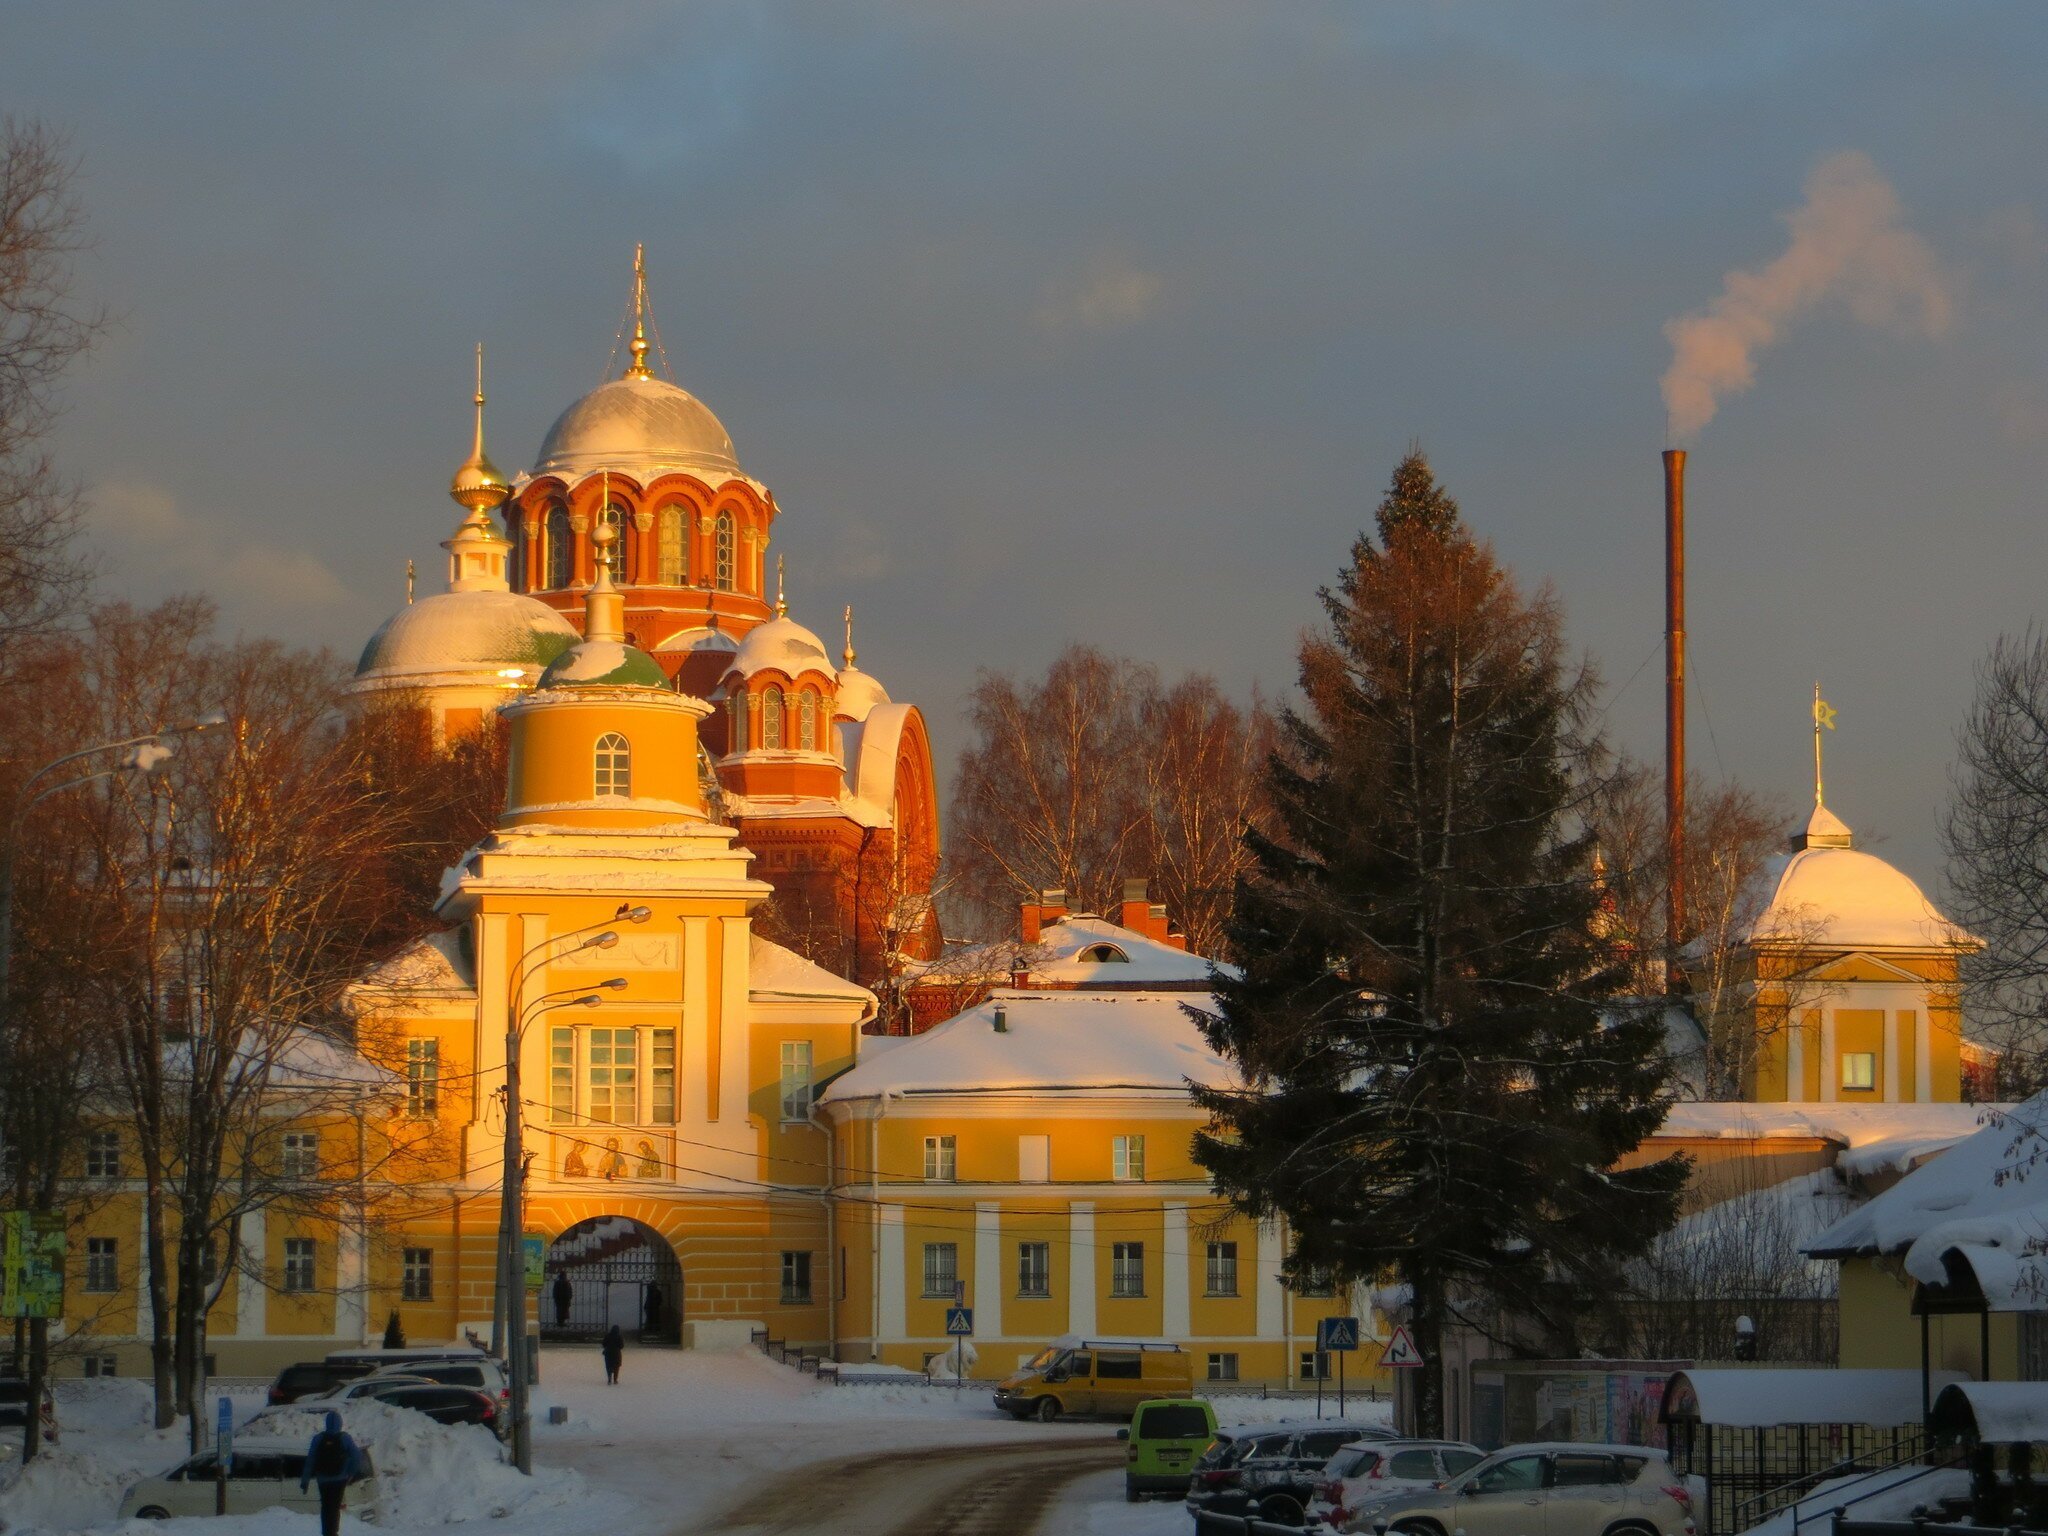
[819,989,1237,1102]
[1931,1382,2048,1444]
[726,615,835,681]
[1746,804,1977,953]
[355,590,578,682]
[1662,1368,1964,1429]
[530,373,741,483]
[1807,1093,2048,1310]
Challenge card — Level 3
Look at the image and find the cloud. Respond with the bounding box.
[1033,250,1169,336]
[89,479,356,625]
[1660,151,1953,439]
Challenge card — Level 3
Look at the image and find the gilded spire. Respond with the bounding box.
[624,243,653,380]
[1812,682,1838,808]
[450,342,510,517]
[585,471,626,643]
[842,604,856,668]
[775,553,787,618]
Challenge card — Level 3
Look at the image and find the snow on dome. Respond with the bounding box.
[354,589,578,682]
[726,615,835,681]
[653,624,741,656]
[1749,840,1975,952]
[537,638,671,690]
[531,373,740,483]
[834,664,891,722]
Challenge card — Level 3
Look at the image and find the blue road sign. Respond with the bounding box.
[1317,1316,1361,1352]
[945,1306,974,1336]
[217,1395,234,1473]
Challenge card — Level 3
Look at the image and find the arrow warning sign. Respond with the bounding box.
[1378,1324,1425,1369]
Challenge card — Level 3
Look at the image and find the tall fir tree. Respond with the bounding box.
[1192,455,1686,1434]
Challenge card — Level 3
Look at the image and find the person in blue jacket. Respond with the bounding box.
[299,1409,365,1536]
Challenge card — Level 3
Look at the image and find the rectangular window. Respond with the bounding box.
[550,1027,574,1124]
[589,1028,638,1124]
[1207,1352,1239,1382]
[1018,1134,1049,1183]
[1205,1241,1239,1297]
[280,1132,318,1180]
[86,1131,121,1179]
[1111,1241,1145,1298]
[921,1242,957,1298]
[1300,1349,1331,1381]
[1112,1134,1145,1182]
[84,1354,118,1378]
[780,1041,814,1123]
[1842,1051,1877,1091]
[85,1237,118,1294]
[402,1247,433,1302]
[283,1238,316,1294]
[1017,1241,1051,1298]
[406,1038,439,1116]
[649,1028,676,1125]
[781,1250,813,1304]
[923,1135,956,1182]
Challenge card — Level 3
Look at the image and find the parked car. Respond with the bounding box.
[1118,1397,1219,1501]
[0,1376,57,1443]
[365,1356,509,1413]
[1346,1442,1697,1536]
[1306,1440,1486,1531]
[117,1438,380,1521]
[1206,1422,1401,1525]
[363,1382,504,1440]
[265,1360,374,1406]
[1185,1426,1315,1518]
[994,1336,1191,1422]
[289,1373,437,1409]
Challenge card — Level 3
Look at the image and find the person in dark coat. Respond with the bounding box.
[552,1270,573,1329]
[299,1409,364,1536]
[643,1281,663,1339]
[602,1324,624,1385]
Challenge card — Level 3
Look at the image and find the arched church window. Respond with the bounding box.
[601,501,630,582]
[730,694,748,753]
[762,686,784,750]
[593,732,632,797]
[799,689,817,751]
[545,505,572,590]
[715,512,735,592]
[657,505,687,585]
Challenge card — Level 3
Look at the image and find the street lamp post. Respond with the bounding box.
[496,905,649,1474]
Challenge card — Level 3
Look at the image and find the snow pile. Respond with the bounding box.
[0,1447,132,1533]
[1736,1465,1967,1536]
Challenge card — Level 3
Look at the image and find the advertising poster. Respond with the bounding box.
[0,1211,66,1319]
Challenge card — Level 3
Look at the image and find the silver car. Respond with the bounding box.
[1352,1442,1696,1536]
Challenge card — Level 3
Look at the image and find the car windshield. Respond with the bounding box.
[1023,1347,1064,1372]
[1137,1404,1210,1438]
[0,1383,26,1404]
[1329,1448,1382,1478]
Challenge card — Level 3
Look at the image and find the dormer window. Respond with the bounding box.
[1079,943,1129,963]
[594,732,631,797]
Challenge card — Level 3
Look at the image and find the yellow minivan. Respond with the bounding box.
[993,1336,1193,1422]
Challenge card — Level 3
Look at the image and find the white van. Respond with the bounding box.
[117,1438,381,1521]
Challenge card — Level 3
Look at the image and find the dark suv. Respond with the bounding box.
[265,1360,373,1405]
[366,1382,504,1440]
[0,1376,58,1443]
[1213,1423,1400,1525]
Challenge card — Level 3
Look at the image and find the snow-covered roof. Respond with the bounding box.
[1806,1094,2048,1309]
[1662,1368,1962,1428]
[651,624,740,656]
[834,664,890,722]
[529,373,741,482]
[750,934,874,1007]
[353,589,578,683]
[910,914,1220,991]
[537,638,671,690]
[1747,807,1976,954]
[725,615,835,682]
[1931,1382,2048,1444]
[1656,1101,1997,1176]
[355,929,476,997]
[1646,1169,1859,1296]
[818,988,1237,1102]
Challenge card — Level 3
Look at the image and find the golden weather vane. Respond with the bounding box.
[1812,682,1838,806]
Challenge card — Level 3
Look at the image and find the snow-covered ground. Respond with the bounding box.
[0,1348,1392,1535]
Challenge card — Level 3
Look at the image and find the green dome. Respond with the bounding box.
[536,639,672,691]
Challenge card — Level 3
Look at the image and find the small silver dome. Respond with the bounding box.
[532,374,740,483]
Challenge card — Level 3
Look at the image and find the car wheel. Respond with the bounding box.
[1390,1521,1445,1536]
[135,1508,172,1520]
[1034,1396,1060,1423]
[1126,1479,1141,1503]
[1261,1494,1306,1525]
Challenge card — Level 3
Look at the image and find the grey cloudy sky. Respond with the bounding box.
[5,2,2044,894]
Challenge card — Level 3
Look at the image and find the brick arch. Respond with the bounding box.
[535,1207,684,1344]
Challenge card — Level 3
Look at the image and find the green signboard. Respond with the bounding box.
[0,1211,66,1319]
[523,1235,545,1291]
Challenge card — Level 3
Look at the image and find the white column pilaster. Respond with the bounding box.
[1068,1203,1096,1337]
[1787,1015,1806,1102]
[1819,1011,1837,1102]
[1162,1202,1191,1341]
[472,913,513,1179]
[974,1202,1003,1341]
[1256,1219,1283,1339]
[1884,1012,1900,1101]
[336,1224,368,1344]
[1916,1012,1933,1101]
[232,1209,266,1342]
[717,918,750,1125]
[878,1205,906,1342]
[681,917,711,1136]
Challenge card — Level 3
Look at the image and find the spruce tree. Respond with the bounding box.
[1192,455,1685,1434]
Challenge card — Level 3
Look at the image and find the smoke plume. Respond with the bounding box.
[1661,151,1952,439]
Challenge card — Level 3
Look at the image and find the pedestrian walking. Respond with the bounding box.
[552,1270,573,1329]
[643,1281,663,1339]
[298,1409,364,1536]
[602,1323,624,1385]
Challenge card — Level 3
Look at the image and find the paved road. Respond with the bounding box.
[695,1434,1123,1536]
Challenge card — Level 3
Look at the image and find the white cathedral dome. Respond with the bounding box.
[1747,803,1976,953]
[834,664,890,721]
[531,373,740,483]
[726,615,835,681]
[356,590,578,685]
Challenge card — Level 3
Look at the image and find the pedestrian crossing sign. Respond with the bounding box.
[945,1306,974,1336]
[1317,1316,1361,1352]
[1379,1325,1424,1369]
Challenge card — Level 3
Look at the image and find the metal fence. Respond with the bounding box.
[1666,1420,1929,1536]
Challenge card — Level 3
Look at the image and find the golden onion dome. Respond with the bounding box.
[451,344,512,515]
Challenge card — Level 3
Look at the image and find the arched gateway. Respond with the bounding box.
[542,1217,682,1345]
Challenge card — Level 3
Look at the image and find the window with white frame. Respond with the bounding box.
[283,1238,316,1293]
[83,1354,118,1378]
[280,1132,318,1180]
[1207,1352,1239,1382]
[1112,1134,1145,1182]
[1111,1241,1145,1297]
[762,686,785,750]
[402,1247,433,1301]
[85,1237,118,1294]
[657,505,688,584]
[924,1135,956,1182]
[550,1027,574,1123]
[781,1250,812,1304]
[588,1029,638,1123]
[1018,1134,1049,1182]
[1018,1241,1051,1298]
[86,1131,121,1178]
[549,1027,676,1126]
[1300,1350,1332,1381]
[650,1029,675,1125]
[715,512,735,591]
[406,1038,439,1116]
[1842,1051,1877,1091]
[1205,1240,1239,1296]
[921,1242,957,1298]
[594,732,632,797]
[780,1041,814,1122]
[799,690,817,750]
